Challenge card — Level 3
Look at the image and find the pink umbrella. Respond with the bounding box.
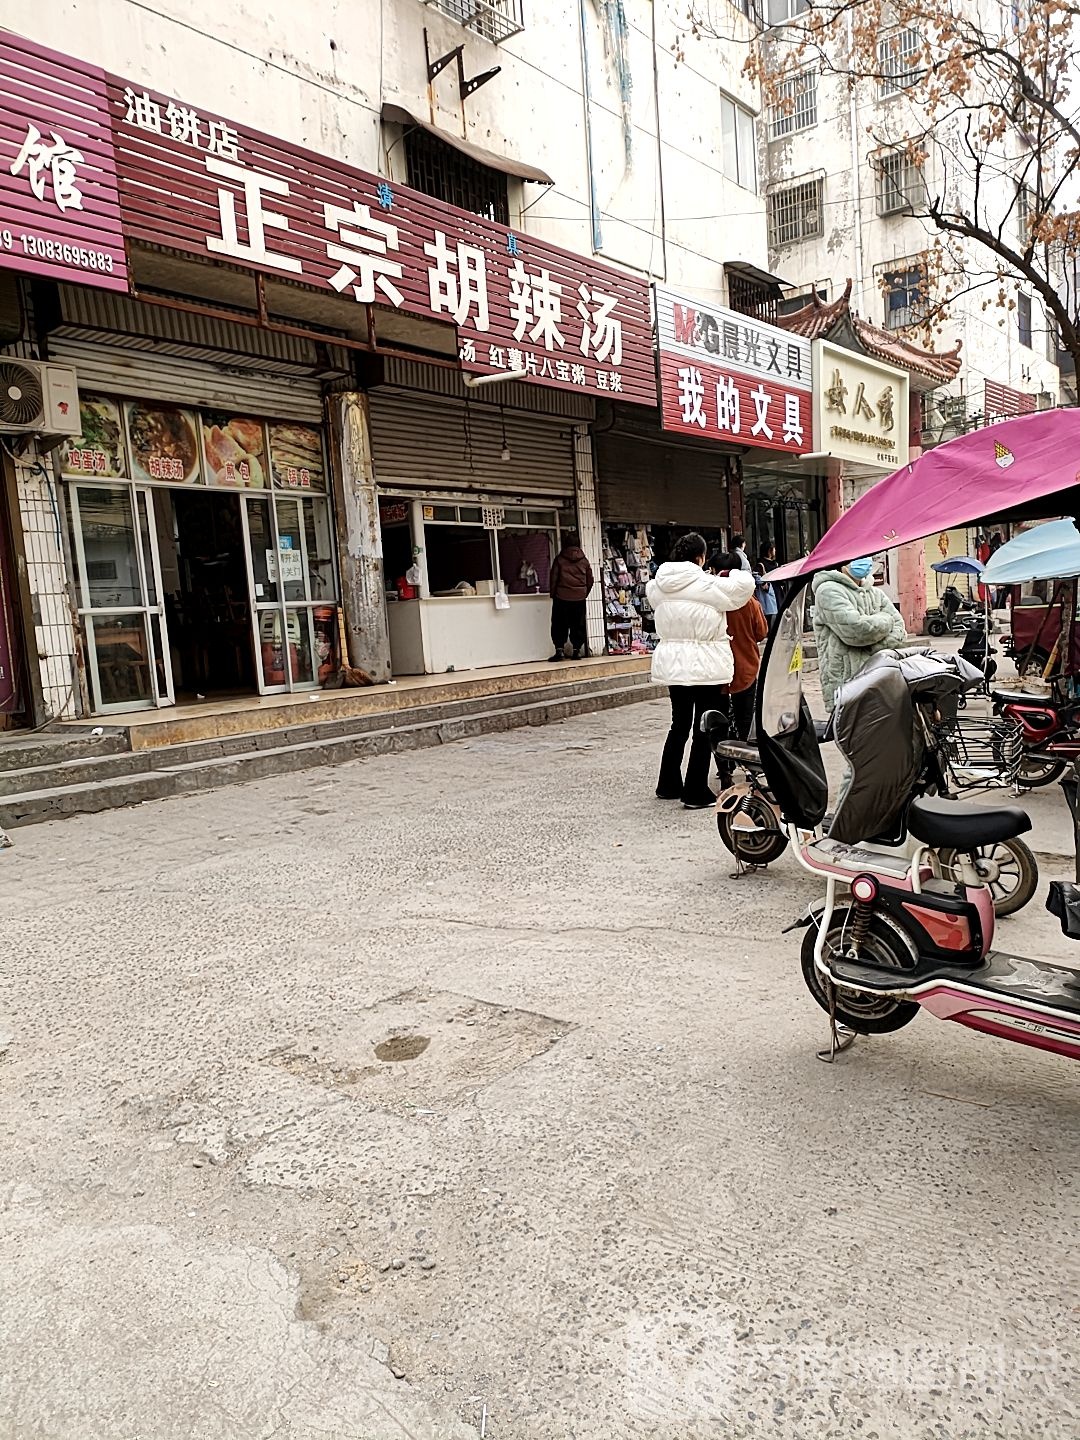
[770,409,1080,580]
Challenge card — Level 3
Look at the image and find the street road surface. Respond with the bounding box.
[3,696,1079,1438]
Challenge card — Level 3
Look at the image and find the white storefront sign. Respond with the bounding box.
[811,341,910,471]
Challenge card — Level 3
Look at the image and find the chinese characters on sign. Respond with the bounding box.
[812,341,910,470]
[655,286,812,454]
[0,34,129,291]
[108,75,653,402]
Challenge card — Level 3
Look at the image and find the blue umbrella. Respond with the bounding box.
[932,556,984,575]
[981,520,1080,586]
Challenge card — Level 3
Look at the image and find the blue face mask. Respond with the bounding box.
[847,558,874,580]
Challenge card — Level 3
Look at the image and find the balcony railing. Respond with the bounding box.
[422,0,525,43]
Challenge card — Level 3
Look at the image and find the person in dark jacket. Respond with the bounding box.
[549,534,594,659]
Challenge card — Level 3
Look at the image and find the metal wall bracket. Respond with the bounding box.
[424,29,501,102]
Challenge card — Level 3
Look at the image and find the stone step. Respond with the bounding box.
[0,677,664,828]
[0,729,128,774]
[0,669,655,800]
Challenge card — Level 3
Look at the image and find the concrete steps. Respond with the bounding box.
[0,667,662,828]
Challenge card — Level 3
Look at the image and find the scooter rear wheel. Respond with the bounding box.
[717,795,789,866]
[1016,754,1068,789]
[926,618,948,638]
[801,910,920,1034]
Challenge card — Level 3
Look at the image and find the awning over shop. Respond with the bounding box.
[381,104,554,185]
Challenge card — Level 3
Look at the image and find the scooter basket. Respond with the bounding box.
[937,714,1023,788]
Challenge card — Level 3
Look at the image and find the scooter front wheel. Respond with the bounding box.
[717,795,789,866]
[800,910,920,1034]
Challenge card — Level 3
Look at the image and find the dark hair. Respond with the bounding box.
[563,531,581,549]
[731,533,745,548]
[708,550,740,573]
[759,542,775,559]
[672,532,708,564]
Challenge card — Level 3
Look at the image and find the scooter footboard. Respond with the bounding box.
[916,953,1080,1060]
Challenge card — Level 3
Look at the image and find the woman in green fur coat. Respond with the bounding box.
[812,558,907,709]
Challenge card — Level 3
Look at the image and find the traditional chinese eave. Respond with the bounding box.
[776,280,962,392]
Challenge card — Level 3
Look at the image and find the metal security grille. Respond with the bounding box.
[878,28,921,97]
[730,0,765,24]
[769,72,817,140]
[883,266,926,330]
[727,273,777,322]
[876,151,922,215]
[404,128,510,226]
[767,179,823,246]
[421,0,525,44]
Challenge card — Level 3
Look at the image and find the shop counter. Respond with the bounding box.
[387,594,551,675]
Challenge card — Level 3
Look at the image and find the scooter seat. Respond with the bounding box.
[714,740,761,766]
[907,795,1031,849]
[992,688,1041,704]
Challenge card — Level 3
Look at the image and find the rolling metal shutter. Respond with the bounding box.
[368,389,575,501]
[595,432,730,528]
[46,337,325,423]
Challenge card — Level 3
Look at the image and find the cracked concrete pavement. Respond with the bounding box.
[2,691,1080,1439]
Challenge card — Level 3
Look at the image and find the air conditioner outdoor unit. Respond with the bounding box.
[0,360,81,449]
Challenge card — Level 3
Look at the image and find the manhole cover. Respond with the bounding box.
[374,1034,430,1063]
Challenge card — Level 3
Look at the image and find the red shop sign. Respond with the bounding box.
[0,32,127,292]
[106,76,654,404]
[655,285,811,455]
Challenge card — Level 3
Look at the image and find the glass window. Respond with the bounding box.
[1018,292,1033,349]
[245,495,279,603]
[736,106,757,192]
[498,529,555,594]
[430,505,457,521]
[90,614,153,707]
[274,496,307,603]
[425,525,494,594]
[72,484,144,608]
[720,97,758,192]
[302,498,336,600]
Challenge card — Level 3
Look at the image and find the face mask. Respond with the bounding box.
[847,558,874,580]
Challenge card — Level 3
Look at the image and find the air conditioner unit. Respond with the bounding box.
[0,360,81,448]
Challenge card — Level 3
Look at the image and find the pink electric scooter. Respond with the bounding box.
[756,406,1080,1064]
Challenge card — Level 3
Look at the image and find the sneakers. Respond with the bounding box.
[548,652,564,662]
[655,787,683,801]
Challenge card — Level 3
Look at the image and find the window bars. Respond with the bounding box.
[878,28,921,97]
[767,178,824,246]
[421,0,525,44]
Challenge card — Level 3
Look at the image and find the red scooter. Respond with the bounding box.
[990,688,1080,788]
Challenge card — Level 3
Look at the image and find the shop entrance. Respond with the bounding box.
[68,482,340,714]
[158,489,255,699]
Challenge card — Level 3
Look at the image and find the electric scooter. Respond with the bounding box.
[989,687,1080,788]
[760,597,1080,1063]
[703,688,1038,918]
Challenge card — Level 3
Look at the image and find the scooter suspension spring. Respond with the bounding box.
[850,900,872,951]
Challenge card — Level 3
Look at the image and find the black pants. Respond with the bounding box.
[730,680,756,741]
[657,684,729,801]
[551,598,587,654]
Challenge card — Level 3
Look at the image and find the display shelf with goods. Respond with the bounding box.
[602,526,658,657]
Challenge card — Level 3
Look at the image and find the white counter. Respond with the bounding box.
[386,594,552,675]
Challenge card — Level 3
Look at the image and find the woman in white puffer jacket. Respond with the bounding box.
[647,532,757,808]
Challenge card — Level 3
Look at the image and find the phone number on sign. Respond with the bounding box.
[1,229,116,274]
